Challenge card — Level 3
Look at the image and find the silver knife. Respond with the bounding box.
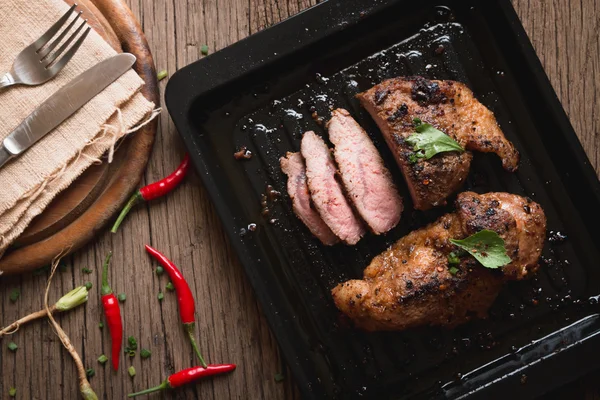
[0,53,136,168]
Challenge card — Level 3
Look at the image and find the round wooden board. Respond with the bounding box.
[0,0,159,274]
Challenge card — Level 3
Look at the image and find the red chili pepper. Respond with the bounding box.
[111,153,190,233]
[145,244,207,368]
[128,364,236,397]
[100,251,123,371]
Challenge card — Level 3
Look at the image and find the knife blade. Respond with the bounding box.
[0,53,136,168]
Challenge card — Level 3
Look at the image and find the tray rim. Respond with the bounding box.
[165,0,600,398]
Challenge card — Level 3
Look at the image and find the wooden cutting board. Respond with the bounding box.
[0,0,159,274]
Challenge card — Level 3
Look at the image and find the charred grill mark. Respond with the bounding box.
[387,103,409,122]
[393,134,405,146]
[410,76,446,105]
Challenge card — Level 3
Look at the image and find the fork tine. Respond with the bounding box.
[44,20,87,67]
[47,27,91,75]
[32,4,77,51]
[38,11,83,59]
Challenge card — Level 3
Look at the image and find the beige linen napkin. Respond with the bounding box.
[0,0,155,255]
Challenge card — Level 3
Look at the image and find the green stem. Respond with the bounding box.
[111,192,143,233]
[101,252,113,296]
[186,323,208,368]
[80,381,99,400]
[128,380,169,397]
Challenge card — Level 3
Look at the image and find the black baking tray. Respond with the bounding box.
[165,0,600,398]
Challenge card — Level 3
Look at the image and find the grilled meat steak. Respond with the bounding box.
[357,77,519,210]
[327,108,403,234]
[280,152,340,245]
[456,192,546,280]
[301,131,365,245]
[331,192,545,331]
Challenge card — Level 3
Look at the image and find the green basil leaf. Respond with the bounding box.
[447,252,461,266]
[406,123,464,160]
[450,230,511,269]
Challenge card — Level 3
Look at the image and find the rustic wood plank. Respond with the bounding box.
[0,0,597,399]
[513,0,600,177]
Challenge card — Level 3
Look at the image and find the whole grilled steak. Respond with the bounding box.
[331,192,546,331]
[357,77,519,210]
[301,131,365,245]
[327,108,403,234]
[280,152,339,246]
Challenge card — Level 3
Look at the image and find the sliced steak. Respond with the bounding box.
[327,108,403,234]
[357,76,519,210]
[301,131,365,245]
[280,152,339,245]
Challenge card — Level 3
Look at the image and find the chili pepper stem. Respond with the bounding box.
[111,192,143,233]
[127,380,170,397]
[185,323,208,368]
[0,306,57,337]
[101,251,114,296]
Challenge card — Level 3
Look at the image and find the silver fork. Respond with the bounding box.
[0,4,91,91]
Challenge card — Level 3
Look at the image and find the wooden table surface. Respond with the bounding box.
[1,0,598,399]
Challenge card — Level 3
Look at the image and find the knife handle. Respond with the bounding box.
[0,146,14,168]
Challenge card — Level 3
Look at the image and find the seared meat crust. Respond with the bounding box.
[332,192,546,331]
[357,77,519,210]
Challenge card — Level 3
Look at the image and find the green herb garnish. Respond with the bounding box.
[448,266,459,275]
[201,44,209,55]
[274,373,285,382]
[86,368,95,378]
[9,288,20,303]
[7,342,18,352]
[447,252,460,266]
[118,293,127,303]
[165,282,175,291]
[157,70,168,81]
[9,387,16,397]
[128,366,136,377]
[84,282,93,291]
[450,230,511,269]
[128,350,136,358]
[155,266,164,276]
[82,267,93,274]
[140,349,152,359]
[97,355,108,365]
[128,336,138,350]
[406,119,463,163]
[99,322,104,329]
[158,291,164,301]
